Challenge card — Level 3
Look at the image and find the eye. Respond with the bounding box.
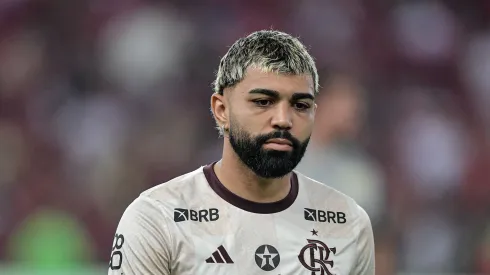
[253,99,273,107]
[294,102,311,111]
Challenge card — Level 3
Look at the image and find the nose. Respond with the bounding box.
[271,103,293,130]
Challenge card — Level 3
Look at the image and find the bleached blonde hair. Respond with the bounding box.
[213,30,318,95]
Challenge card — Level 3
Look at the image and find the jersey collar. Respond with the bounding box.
[203,162,299,214]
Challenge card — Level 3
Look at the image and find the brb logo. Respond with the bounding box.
[304,208,346,224]
[298,239,336,275]
[173,208,219,222]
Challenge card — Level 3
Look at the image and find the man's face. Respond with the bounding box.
[225,67,316,178]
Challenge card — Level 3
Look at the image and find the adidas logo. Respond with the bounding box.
[205,245,234,264]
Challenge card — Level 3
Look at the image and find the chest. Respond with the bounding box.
[169,209,358,275]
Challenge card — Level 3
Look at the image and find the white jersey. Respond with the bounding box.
[108,163,375,275]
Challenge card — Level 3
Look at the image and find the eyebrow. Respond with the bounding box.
[248,88,315,101]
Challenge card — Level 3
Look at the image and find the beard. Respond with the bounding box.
[228,120,310,179]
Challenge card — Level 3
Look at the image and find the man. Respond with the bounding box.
[108,30,375,275]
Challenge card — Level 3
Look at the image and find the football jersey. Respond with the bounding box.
[108,162,375,275]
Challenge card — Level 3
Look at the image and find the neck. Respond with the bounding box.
[214,140,292,203]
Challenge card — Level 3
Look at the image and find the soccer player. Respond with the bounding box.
[108,30,375,275]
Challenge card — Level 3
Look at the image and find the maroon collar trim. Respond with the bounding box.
[203,162,299,214]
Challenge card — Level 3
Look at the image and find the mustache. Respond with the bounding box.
[255,130,301,148]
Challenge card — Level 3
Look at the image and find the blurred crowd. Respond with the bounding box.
[1,0,490,274]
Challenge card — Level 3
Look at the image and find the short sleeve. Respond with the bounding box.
[352,205,375,275]
[108,196,172,275]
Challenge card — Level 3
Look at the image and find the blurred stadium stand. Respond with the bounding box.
[1,0,490,274]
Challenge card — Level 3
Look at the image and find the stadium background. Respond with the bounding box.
[1,0,490,274]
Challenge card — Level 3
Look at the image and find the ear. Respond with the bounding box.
[210,93,229,130]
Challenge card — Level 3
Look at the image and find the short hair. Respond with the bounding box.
[212,30,319,96]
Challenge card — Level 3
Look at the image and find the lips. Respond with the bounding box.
[265,138,293,146]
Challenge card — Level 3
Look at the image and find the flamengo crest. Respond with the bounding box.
[298,239,336,275]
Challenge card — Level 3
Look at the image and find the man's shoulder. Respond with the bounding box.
[295,171,366,217]
[140,165,208,202]
[296,171,352,200]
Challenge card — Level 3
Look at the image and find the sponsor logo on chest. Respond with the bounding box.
[173,208,219,222]
[304,208,346,224]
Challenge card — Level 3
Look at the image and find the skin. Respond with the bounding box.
[210,66,317,203]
